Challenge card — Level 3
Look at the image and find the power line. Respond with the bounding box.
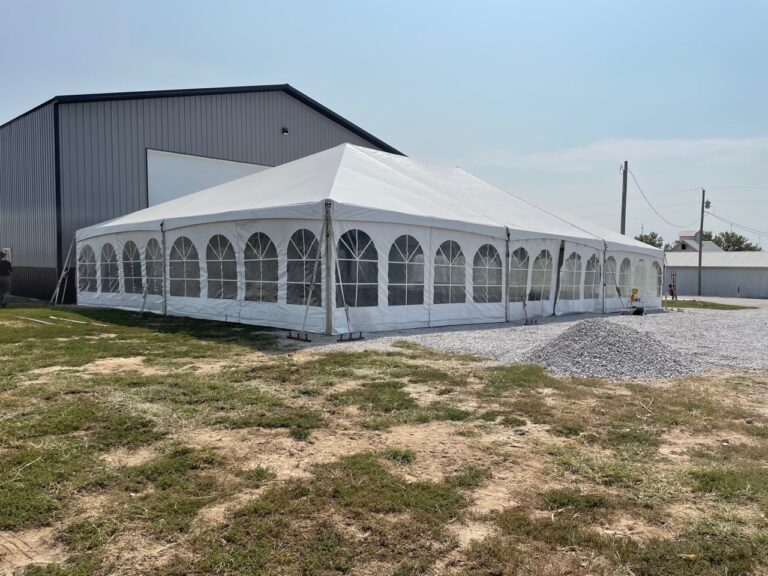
[627,170,699,229]
[706,211,768,237]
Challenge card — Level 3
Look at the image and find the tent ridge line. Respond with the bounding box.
[352,146,512,232]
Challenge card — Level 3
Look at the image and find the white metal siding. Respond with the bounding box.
[665,266,768,298]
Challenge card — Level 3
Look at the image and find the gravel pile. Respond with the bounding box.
[524,319,699,380]
[315,304,768,380]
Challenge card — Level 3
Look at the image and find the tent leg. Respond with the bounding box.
[324,200,333,336]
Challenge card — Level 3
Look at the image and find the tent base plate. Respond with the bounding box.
[337,332,365,343]
[287,331,312,342]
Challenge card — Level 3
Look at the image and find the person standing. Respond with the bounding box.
[0,251,12,308]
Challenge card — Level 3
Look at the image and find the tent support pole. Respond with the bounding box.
[324,200,333,336]
[601,242,607,314]
[504,228,510,323]
[160,221,167,316]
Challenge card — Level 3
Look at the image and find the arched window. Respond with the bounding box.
[653,261,663,297]
[388,235,424,306]
[244,232,278,303]
[528,250,553,301]
[605,256,618,297]
[434,240,465,304]
[619,258,632,298]
[336,229,378,308]
[635,259,647,297]
[122,241,143,294]
[508,247,529,303]
[473,244,502,303]
[560,252,582,300]
[100,243,119,293]
[206,234,237,300]
[169,236,200,297]
[145,239,163,296]
[584,254,602,300]
[78,245,97,292]
[287,229,321,306]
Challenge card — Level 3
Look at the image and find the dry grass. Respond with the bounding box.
[0,304,767,576]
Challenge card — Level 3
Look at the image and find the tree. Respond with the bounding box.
[711,231,761,252]
[634,231,663,248]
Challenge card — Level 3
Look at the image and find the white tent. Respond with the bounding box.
[76,144,664,334]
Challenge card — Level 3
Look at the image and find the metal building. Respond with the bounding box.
[665,252,768,298]
[0,84,400,299]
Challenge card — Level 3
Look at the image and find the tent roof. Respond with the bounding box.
[77,144,661,257]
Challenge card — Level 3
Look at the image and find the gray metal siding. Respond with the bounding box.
[0,103,57,269]
[665,266,768,298]
[57,90,380,253]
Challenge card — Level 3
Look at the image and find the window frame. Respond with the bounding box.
[100,243,120,294]
[205,234,238,300]
[388,234,424,307]
[528,249,553,302]
[619,257,633,298]
[584,254,602,300]
[473,244,503,304]
[286,229,322,307]
[145,238,164,296]
[122,240,143,295]
[336,229,378,308]
[559,252,582,301]
[169,236,201,298]
[78,244,97,293]
[244,232,278,303]
[433,240,466,304]
[653,261,663,297]
[508,247,530,303]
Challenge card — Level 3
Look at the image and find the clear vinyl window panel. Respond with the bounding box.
[508,247,529,303]
[244,232,278,303]
[473,244,502,303]
[653,261,663,297]
[100,243,119,293]
[584,254,602,300]
[122,241,143,295]
[169,236,201,298]
[287,229,321,307]
[145,238,164,296]
[206,234,237,300]
[336,229,378,308]
[388,235,424,306]
[434,240,466,304]
[528,250,553,301]
[78,244,97,293]
[559,252,582,301]
[635,259,647,297]
[619,258,632,298]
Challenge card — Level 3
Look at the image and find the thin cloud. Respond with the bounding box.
[470,137,768,173]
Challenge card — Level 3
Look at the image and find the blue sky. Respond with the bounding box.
[2,0,766,245]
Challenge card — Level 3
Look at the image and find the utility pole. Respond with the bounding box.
[697,189,711,296]
[620,161,628,235]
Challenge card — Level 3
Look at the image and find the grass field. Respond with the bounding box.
[662,299,756,310]
[1,304,767,575]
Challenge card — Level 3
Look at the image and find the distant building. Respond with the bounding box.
[665,251,768,298]
[667,230,723,253]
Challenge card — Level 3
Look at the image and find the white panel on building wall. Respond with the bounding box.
[147,149,268,206]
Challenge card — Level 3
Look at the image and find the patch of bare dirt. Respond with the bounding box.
[658,429,757,461]
[447,519,496,548]
[195,487,269,526]
[599,514,674,541]
[82,356,166,376]
[0,527,66,575]
[101,445,160,468]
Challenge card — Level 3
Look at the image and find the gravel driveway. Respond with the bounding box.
[309,306,768,380]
